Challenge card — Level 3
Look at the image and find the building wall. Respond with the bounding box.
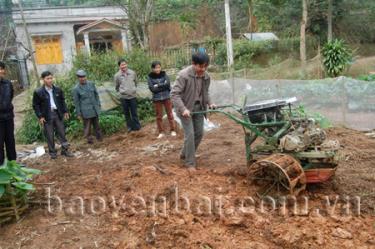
[16,22,76,75]
[12,6,127,76]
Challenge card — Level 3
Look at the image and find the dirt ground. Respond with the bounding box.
[1,115,375,249]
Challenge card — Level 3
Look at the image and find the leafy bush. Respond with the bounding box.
[268,55,282,66]
[71,52,120,82]
[137,98,155,123]
[17,110,44,144]
[215,39,274,69]
[98,109,125,135]
[0,161,41,198]
[358,74,375,81]
[123,48,151,81]
[71,49,151,82]
[322,39,353,77]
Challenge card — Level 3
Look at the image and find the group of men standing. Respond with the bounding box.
[32,59,141,159]
[0,52,215,171]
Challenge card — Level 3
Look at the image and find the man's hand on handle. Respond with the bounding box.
[182,109,191,118]
[209,104,217,110]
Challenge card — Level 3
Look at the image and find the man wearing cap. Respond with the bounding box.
[72,70,102,144]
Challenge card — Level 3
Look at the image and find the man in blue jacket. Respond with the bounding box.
[72,70,102,144]
[0,61,17,166]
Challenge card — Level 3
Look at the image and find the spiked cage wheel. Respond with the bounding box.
[248,154,307,196]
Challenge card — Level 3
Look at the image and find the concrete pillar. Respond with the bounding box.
[84,32,91,56]
[121,30,130,52]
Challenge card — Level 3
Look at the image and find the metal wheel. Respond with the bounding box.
[248,154,306,197]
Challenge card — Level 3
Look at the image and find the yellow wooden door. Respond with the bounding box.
[33,36,63,65]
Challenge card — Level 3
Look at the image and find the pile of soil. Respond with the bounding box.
[0,115,374,249]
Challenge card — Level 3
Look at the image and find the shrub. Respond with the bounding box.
[215,39,274,69]
[17,110,44,144]
[123,48,151,81]
[358,74,375,81]
[71,52,120,82]
[98,109,125,135]
[71,49,151,82]
[137,98,155,124]
[322,39,353,77]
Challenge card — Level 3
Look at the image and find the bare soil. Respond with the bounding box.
[1,115,375,249]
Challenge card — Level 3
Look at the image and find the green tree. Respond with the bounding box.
[321,39,352,77]
[107,0,154,49]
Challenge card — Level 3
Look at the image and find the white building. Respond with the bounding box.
[12,5,130,75]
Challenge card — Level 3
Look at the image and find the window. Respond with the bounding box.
[33,35,63,65]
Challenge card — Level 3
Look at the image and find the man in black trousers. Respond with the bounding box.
[0,61,17,166]
[33,71,73,159]
[114,59,141,132]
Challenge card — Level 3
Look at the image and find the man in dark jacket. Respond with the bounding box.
[72,70,102,144]
[32,71,73,159]
[0,61,17,166]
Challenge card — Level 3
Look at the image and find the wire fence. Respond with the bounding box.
[208,76,375,131]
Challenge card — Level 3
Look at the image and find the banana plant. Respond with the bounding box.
[0,161,41,198]
[322,39,353,77]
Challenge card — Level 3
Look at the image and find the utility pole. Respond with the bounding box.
[224,0,235,104]
[17,0,39,86]
[224,0,234,68]
[327,0,333,42]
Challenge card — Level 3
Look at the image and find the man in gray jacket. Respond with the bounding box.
[72,70,102,144]
[171,52,216,170]
[114,59,141,132]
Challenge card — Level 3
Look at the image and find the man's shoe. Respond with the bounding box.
[186,167,197,172]
[61,151,74,157]
[157,133,165,139]
[171,131,177,137]
[50,154,57,160]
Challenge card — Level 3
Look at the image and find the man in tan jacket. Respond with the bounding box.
[171,52,216,170]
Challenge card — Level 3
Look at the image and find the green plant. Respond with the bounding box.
[71,51,121,83]
[99,110,125,135]
[322,39,353,77]
[65,119,84,139]
[17,110,44,144]
[215,39,274,69]
[268,55,282,66]
[71,49,151,82]
[0,161,41,198]
[123,48,151,81]
[358,74,375,81]
[137,98,155,123]
[293,105,331,128]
